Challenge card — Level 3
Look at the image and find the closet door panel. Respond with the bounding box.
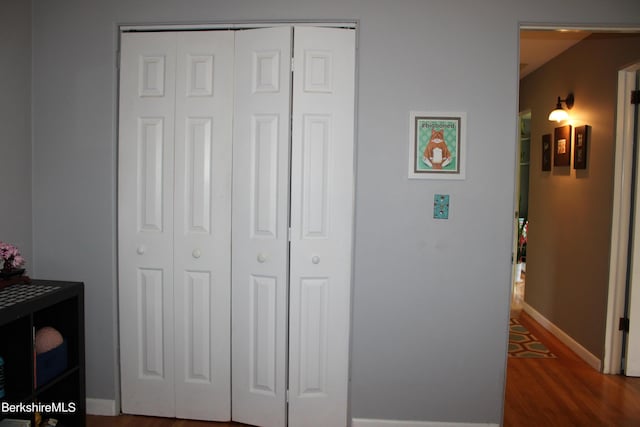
[118,32,177,418]
[173,31,234,421]
[232,26,291,427]
[289,26,356,427]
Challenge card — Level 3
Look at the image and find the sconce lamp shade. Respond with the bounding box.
[548,93,574,122]
[548,107,569,122]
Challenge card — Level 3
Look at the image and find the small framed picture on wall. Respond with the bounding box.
[574,125,590,169]
[554,125,572,167]
[408,111,466,180]
[542,134,551,171]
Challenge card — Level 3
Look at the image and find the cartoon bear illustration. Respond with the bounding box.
[422,128,451,169]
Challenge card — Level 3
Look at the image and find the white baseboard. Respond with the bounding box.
[523,302,602,371]
[86,398,118,416]
[352,419,498,427]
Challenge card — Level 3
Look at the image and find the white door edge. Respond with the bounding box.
[604,64,640,374]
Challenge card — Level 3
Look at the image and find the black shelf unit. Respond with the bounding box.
[0,280,85,427]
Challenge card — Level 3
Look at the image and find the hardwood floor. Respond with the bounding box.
[87,312,640,426]
[504,311,640,426]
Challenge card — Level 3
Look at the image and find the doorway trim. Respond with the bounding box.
[604,62,640,374]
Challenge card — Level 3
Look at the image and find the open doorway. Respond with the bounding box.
[515,27,640,372]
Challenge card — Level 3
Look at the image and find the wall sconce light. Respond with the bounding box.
[548,93,574,122]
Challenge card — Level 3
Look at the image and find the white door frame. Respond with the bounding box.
[604,62,640,374]
[116,20,359,424]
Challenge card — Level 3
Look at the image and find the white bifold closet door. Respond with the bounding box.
[118,30,234,421]
[231,25,355,427]
[288,26,355,427]
[231,26,291,427]
[118,25,355,427]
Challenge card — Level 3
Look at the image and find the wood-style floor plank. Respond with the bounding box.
[88,312,640,426]
[504,311,640,426]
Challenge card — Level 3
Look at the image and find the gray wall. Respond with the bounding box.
[520,33,640,361]
[28,0,640,424]
[0,0,32,265]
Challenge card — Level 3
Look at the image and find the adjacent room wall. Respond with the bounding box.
[519,33,640,361]
[29,0,640,424]
[0,0,32,265]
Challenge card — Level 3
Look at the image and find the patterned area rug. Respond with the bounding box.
[509,318,556,358]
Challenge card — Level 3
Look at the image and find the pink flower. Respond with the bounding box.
[12,255,25,268]
[0,241,26,271]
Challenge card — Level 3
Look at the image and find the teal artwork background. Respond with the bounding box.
[416,118,459,172]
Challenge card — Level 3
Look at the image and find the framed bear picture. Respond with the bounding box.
[408,111,466,180]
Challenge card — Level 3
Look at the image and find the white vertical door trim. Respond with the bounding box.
[232,26,292,427]
[624,68,640,376]
[118,32,177,417]
[605,66,640,374]
[172,31,233,420]
[288,26,356,427]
